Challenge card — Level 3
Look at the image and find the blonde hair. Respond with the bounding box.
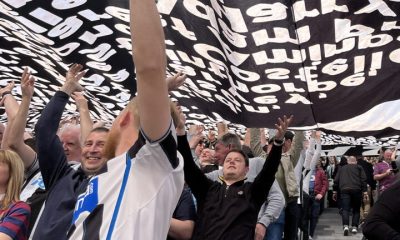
[0,150,24,210]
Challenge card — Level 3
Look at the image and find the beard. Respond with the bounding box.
[103,128,120,160]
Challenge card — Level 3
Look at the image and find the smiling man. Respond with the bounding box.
[177,116,292,240]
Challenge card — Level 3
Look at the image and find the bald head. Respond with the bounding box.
[347,156,357,164]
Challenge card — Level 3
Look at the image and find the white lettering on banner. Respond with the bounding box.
[79,25,113,45]
[115,24,130,35]
[157,0,178,15]
[115,37,131,51]
[283,83,306,93]
[2,0,32,8]
[324,38,355,58]
[86,62,112,71]
[252,49,305,64]
[171,17,196,41]
[210,1,247,32]
[355,0,396,17]
[322,58,348,75]
[208,27,249,66]
[105,6,129,22]
[358,34,393,49]
[320,0,348,14]
[307,79,337,92]
[246,3,288,23]
[292,1,319,21]
[231,65,260,82]
[264,68,290,80]
[368,51,383,76]
[196,80,217,92]
[15,16,47,33]
[183,0,210,20]
[217,20,247,48]
[13,47,37,57]
[252,26,310,45]
[52,0,86,10]
[389,48,400,63]
[176,51,206,68]
[295,66,318,82]
[52,42,80,56]
[286,93,312,104]
[243,104,270,114]
[29,8,63,26]
[104,69,129,83]
[335,19,374,43]
[48,16,83,39]
[353,55,365,73]
[200,71,222,85]
[253,95,278,104]
[381,21,400,31]
[79,43,116,62]
[251,84,281,94]
[215,94,240,113]
[78,9,112,21]
[340,73,365,86]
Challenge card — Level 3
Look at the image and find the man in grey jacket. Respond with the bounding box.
[207,133,285,240]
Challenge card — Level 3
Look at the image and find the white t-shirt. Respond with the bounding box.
[68,125,184,240]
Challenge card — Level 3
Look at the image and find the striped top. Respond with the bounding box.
[0,201,31,240]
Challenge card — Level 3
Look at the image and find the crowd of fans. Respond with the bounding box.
[0,0,399,239]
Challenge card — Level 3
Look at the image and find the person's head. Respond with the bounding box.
[194,139,205,157]
[214,133,241,166]
[283,131,294,153]
[199,148,215,166]
[103,98,180,160]
[59,123,82,162]
[329,156,336,165]
[347,156,357,164]
[208,130,216,141]
[384,149,393,161]
[81,127,109,175]
[223,149,249,182]
[0,150,24,210]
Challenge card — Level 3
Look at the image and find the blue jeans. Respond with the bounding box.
[265,210,285,240]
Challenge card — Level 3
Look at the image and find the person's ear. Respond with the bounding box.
[119,111,131,127]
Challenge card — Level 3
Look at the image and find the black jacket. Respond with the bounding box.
[177,135,282,240]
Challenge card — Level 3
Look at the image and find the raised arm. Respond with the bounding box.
[251,116,293,207]
[1,68,36,169]
[71,92,93,144]
[175,106,212,201]
[35,64,85,189]
[130,0,169,141]
[289,130,305,167]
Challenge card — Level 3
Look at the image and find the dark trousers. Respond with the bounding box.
[341,189,362,227]
[284,199,299,240]
[300,192,321,239]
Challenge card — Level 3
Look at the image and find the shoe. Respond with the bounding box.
[309,236,313,240]
[343,226,349,236]
[351,227,358,234]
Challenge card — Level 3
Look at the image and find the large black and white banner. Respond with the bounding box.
[0,0,400,144]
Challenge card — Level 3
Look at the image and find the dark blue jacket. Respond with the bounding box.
[33,91,88,240]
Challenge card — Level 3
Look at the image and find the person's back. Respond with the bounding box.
[336,164,365,191]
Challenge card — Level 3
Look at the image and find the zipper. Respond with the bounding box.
[224,185,230,198]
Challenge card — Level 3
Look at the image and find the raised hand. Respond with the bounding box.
[0,81,15,105]
[60,63,86,95]
[274,115,293,141]
[71,91,88,110]
[21,67,35,99]
[166,71,186,91]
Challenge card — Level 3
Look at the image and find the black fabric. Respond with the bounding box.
[167,187,197,240]
[1,1,400,140]
[363,180,400,240]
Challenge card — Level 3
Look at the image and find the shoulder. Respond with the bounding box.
[9,201,31,213]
